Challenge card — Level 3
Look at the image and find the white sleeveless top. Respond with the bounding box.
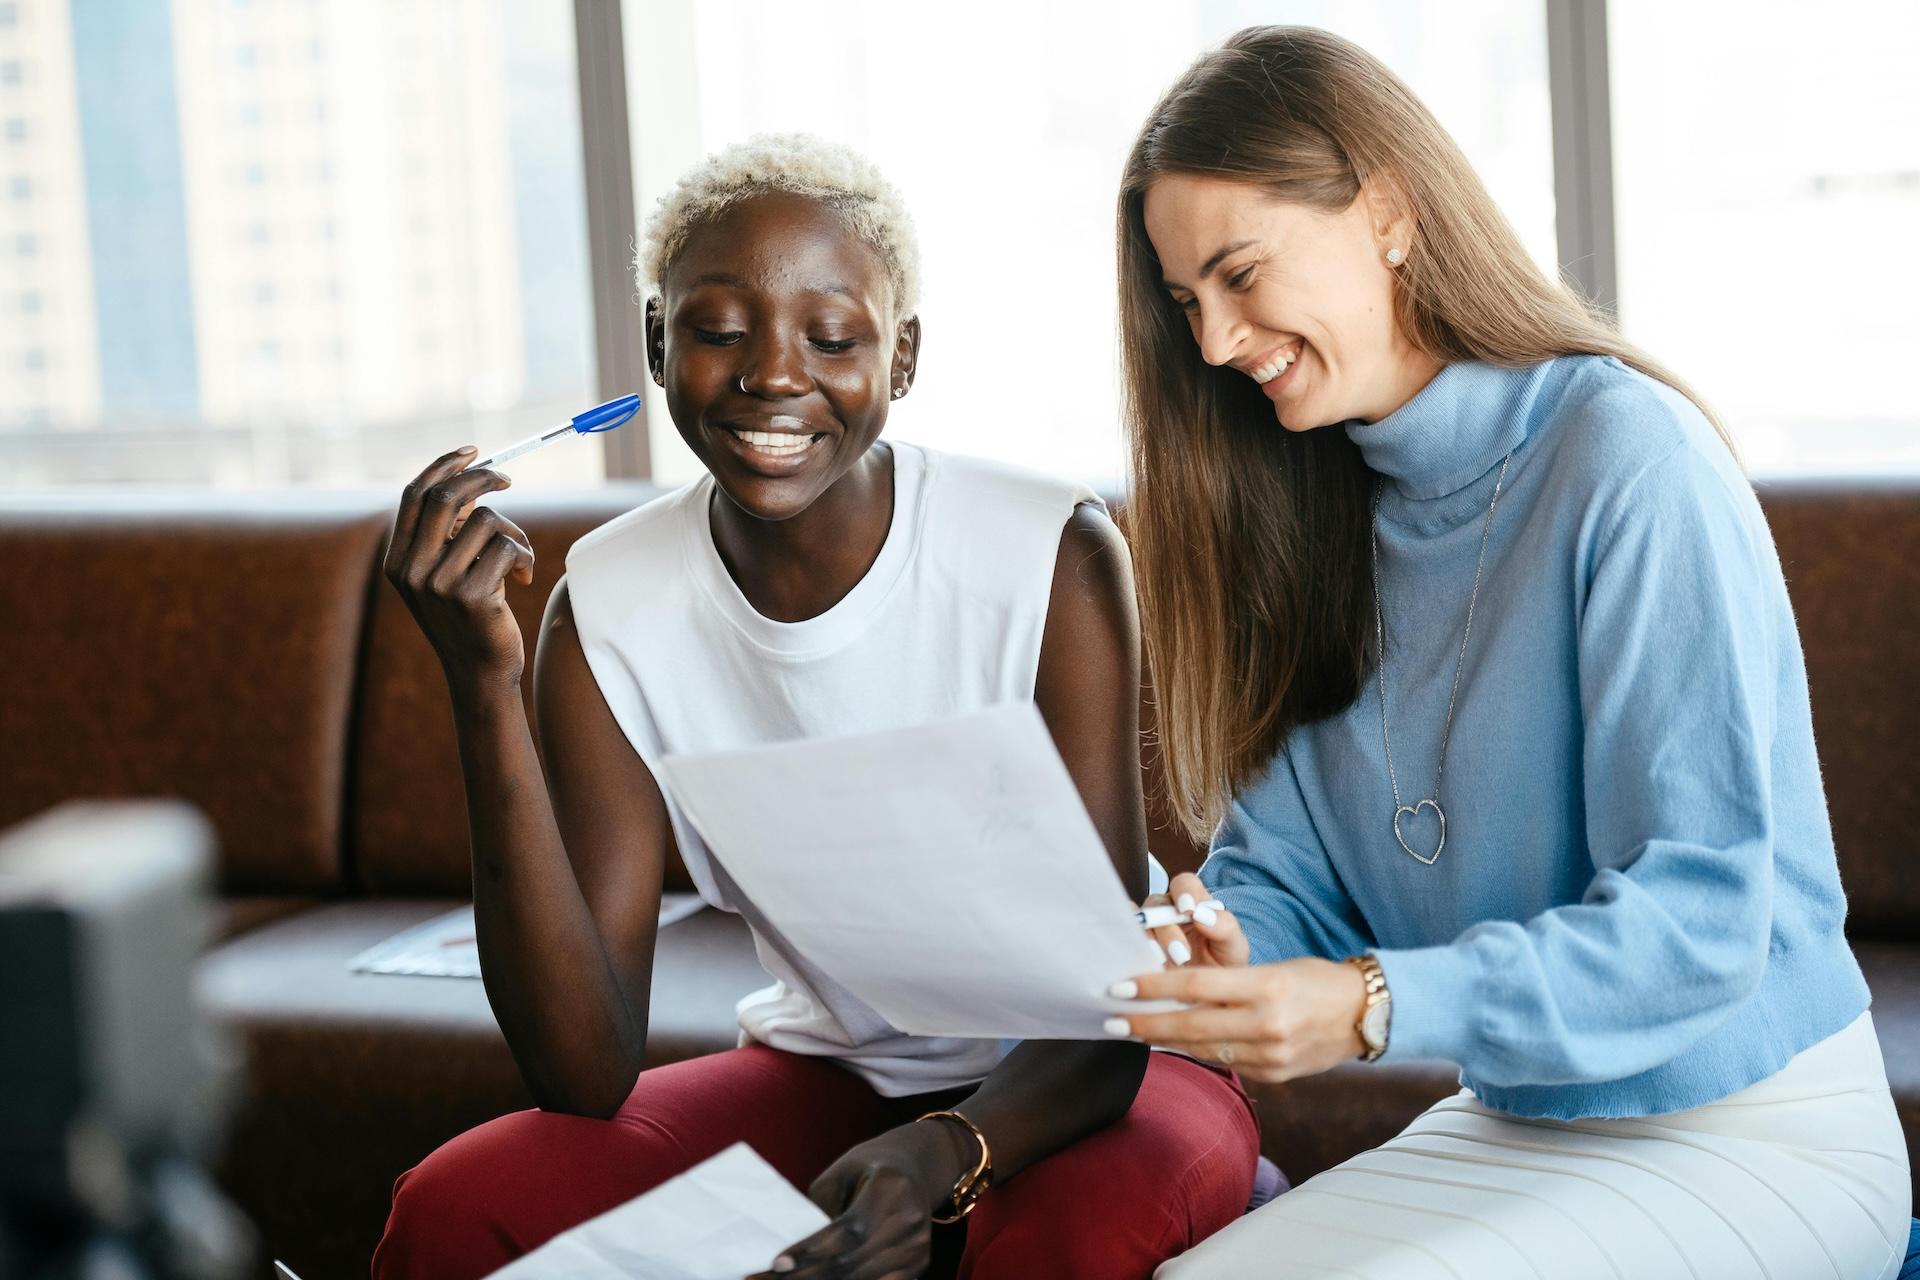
[565,441,1099,1096]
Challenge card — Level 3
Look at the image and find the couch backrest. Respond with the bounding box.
[5,478,1913,932]
[1138,481,1920,928]
[348,488,686,893]
[344,489,1214,895]
[1759,479,1920,938]
[0,497,388,892]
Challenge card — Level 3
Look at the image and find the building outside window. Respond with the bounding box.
[1,0,1913,490]
[0,0,596,488]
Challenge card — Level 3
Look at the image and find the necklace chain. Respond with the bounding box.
[1370,454,1511,863]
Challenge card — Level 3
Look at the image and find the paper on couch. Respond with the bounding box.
[484,1143,827,1280]
[347,895,706,978]
[655,702,1172,1041]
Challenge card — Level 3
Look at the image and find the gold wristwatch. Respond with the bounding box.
[1346,954,1392,1062]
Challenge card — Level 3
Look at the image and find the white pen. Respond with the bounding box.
[1134,900,1225,929]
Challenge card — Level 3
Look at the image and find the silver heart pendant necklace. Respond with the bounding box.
[1370,454,1511,866]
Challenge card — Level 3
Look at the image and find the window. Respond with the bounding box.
[623,0,1555,488]
[11,1,1903,491]
[0,0,597,489]
[1610,2,1920,474]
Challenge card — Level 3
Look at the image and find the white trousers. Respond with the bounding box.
[1159,1012,1910,1280]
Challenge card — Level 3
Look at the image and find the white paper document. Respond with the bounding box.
[657,702,1172,1040]
[485,1143,826,1279]
[348,895,706,978]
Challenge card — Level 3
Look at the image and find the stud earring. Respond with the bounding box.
[651,369,664,386]
[1386,247,1404,265]
[891,385,905,399]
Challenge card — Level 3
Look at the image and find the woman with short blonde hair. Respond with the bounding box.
[373,133,1260,1280]
[1106,26,1911,1279]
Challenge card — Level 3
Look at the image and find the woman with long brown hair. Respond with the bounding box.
[1103,26,1910,1279]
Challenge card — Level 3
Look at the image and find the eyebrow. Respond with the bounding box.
[1163,239,1257,290]
[685,273,861,302]
[802,282,859,302]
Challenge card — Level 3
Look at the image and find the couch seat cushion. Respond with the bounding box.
[197,898,766,1279]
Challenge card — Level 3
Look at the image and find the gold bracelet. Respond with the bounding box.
[916,1109,993,1223]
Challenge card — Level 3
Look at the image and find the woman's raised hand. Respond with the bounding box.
[383,447,536,693]
[1141,871,1251,969]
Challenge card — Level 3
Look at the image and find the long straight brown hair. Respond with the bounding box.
[1120,25,1728,842]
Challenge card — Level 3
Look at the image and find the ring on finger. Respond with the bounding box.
[1216,1043,1235,1065]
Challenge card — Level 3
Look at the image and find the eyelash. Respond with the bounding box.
[1174,265,1257,314]
[691,328,856,354]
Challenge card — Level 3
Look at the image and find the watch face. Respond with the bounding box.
[1362,999,1391,1049]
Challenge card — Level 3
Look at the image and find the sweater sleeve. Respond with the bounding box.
[1199,748,1374,966]
[1373,443,1778,1085]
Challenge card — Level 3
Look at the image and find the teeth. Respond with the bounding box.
[733,429,817,455]
[1251,348,1298,384]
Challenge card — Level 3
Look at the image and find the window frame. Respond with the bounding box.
[577,0,1620,478]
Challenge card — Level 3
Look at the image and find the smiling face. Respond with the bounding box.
[646,192,918,522]
[1142,173,1436,431]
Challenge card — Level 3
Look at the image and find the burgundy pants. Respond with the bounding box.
[373,1045,1260,1280]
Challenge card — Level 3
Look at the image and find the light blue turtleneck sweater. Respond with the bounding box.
[1201,355,1871,1119]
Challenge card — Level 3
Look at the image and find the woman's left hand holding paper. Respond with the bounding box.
[1111,955,1368,1084]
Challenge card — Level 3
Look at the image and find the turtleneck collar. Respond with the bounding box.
[1344,361,1538,501]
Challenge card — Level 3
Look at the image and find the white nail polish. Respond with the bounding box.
[1104,1017,1132,1037]
[1176,892,1196,913]
[1169,938,1193,965]
[1193,906,1218,927]
[773,1259,795,1274]
[1109,980,1138,999]
[1203,899,1225,911]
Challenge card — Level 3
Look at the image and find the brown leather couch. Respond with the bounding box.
[3,479,1915,1278]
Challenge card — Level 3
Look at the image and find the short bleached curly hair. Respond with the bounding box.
[637,132,922,317]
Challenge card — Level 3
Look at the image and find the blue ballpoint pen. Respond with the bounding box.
[469,393,642,472]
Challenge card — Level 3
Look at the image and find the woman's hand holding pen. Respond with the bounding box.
[1140,871,1248,968]
[384,447,536,694]
[1114,872,1367,1083]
